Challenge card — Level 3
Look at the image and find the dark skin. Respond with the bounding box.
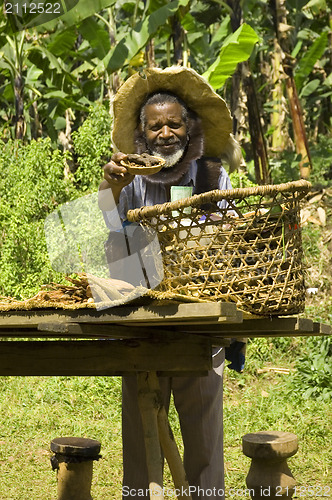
[99,102,187,208]
[143,101,187,157]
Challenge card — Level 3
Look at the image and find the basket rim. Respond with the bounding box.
[127,179,311,222]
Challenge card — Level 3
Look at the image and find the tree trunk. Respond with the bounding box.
[227,0,270,184]
[243,65,271,184]
[270,0,312,179]
[285,77,311,178]
[271,39,288,152]
[31,100,42,139]
[146,39,156,68]
[59,109,75,176]
[14,74,25,140]
[228,0,243,133]
[171,15,184,65]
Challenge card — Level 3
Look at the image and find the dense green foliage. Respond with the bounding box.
[0,0,330,152]
[0,138,75,297]
[0,5,330,500]
[292,336,332,400]
[0,104,113,298]
[72,104,113,191]
[267,135,332,186]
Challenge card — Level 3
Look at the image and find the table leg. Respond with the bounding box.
[137,372,165,500]
[157,404,192,500]
[137,371,192,500]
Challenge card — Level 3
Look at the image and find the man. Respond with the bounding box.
[99,67,243,499]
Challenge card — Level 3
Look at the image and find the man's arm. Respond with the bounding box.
[99,152,135,209]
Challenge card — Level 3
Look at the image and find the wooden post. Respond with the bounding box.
[137,372,165,500]
[157,407,191,499]
[137,371,192,500]
[242,431,298,499]
[50,437,101,500]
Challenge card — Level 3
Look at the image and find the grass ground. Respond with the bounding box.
[0,337,331,500]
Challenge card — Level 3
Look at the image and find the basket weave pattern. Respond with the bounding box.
[127,180,311,316]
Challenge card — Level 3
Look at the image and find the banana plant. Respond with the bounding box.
[0,0,195,140]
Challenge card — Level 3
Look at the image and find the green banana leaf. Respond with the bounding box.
[104,0,190,74]
[38,0,117,31]
[203,23,260,90]
[294,32,328,91]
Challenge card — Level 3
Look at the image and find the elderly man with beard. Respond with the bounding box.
[99,67,243,500]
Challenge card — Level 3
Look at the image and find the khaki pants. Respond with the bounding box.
[122,348,225,500]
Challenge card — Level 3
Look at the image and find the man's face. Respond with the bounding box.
[143,102,188,167]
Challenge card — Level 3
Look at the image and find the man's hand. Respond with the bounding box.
[103,152,135,189]
[99,152,135,206]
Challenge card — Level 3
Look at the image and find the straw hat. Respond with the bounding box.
[112,66,232,158]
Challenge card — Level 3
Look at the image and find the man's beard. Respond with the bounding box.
[151,145,186,168]
[142,142,191,185]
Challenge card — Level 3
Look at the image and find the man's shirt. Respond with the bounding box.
[116,160,232,221]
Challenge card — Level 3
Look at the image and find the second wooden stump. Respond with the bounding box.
[242,431,298,499]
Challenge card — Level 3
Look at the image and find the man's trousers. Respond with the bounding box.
[122,348,225,500]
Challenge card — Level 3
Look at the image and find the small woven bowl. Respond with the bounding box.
[120,154,165,175]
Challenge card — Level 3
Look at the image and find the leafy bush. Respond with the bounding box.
[268,151,301,184]
[290,336,332,401]
[309,134,332,187]
[248,336,298,363]
[72,104,113,192]
[0,138,75,298]
[229,169,257,189]
[293,185,332,401]
[268,134,332,185]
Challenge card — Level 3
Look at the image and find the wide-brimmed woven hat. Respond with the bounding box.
[112,66,232,158]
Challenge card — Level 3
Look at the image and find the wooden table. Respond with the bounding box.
[0,301,330,499]
[0,302,329,376]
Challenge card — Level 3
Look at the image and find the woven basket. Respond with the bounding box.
[127,180,311,316]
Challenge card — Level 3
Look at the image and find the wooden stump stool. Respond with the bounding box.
[242,431,298,499]
[50,437,101,500]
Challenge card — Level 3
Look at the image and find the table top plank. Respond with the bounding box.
[0,303,330,339]
[313,322,332,335]
[0,302,241,328]
[172,317,331,337]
